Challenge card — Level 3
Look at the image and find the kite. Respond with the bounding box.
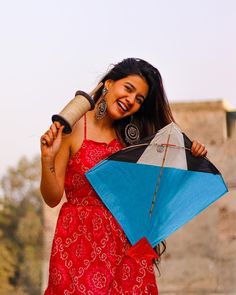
[86,122,228,248]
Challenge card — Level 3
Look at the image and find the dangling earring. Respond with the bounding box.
[95,87,107,120]
[125,116,140,145]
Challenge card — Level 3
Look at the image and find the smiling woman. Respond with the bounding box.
[102,75,148,120]
[90,58,176,146]
[40,57,207,295]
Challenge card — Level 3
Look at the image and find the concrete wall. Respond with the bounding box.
[171,100,233,144]
[157,100,236,295]
[42,196,65,293]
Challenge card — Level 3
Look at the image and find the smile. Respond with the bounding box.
[117,100,128,112]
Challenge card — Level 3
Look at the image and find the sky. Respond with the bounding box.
[0,0,236,177]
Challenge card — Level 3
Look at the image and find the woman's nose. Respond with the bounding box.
[126,95,136,106]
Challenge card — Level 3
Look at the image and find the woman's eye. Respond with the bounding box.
[136,97,143,105]
[125,85,132,92]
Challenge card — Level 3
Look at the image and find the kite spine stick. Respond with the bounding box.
[149,125,173,216]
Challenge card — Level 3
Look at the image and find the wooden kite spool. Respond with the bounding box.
[52,83,103,133]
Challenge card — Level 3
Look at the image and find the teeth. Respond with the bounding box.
[117,100,128,111]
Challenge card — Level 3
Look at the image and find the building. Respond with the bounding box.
[157,100,236,295]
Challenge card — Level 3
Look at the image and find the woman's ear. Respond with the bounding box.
[104,79,114,90]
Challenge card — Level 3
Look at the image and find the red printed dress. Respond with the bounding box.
[44,116,158,295]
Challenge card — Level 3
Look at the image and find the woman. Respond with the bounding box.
[40,58,207,294]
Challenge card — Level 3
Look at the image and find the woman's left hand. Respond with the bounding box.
[191,140,207,157]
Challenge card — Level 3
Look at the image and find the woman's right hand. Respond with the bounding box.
[40,121,64,160]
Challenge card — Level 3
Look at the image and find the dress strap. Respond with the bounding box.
[84,114,87,140]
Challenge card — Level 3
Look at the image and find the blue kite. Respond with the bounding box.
[86,122,228,248]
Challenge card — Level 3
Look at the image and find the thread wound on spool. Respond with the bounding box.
[75,90,95,110]
[51,90,94,134]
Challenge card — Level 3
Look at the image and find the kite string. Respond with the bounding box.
[149,124,173,216]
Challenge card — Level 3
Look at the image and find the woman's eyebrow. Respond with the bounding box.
[125,82,135,90]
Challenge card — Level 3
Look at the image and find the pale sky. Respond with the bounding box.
[0,0,236,177]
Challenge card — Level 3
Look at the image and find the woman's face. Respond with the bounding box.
[104,75,149,120]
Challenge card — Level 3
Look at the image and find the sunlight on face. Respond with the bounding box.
[105,75,149,120]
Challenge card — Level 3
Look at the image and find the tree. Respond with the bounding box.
[0,236,17,294]
[0,156,43,294]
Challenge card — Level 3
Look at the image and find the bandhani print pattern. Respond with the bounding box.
[44,138,158,295]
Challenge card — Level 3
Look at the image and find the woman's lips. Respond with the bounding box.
[117,100,128,112]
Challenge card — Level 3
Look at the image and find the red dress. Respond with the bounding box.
[44,116,158,295]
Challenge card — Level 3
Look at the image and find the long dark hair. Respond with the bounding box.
[93,57,175,145]
[94,58,173,262]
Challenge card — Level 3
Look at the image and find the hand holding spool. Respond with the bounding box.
[52,82,103,134]
[41,83,103,146]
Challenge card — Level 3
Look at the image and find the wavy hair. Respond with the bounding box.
[93,57,175,145]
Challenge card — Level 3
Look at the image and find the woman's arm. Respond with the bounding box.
[40,122,70,208]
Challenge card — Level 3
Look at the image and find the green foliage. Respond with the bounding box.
[0,155,43,295]
[0,242,16,294]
